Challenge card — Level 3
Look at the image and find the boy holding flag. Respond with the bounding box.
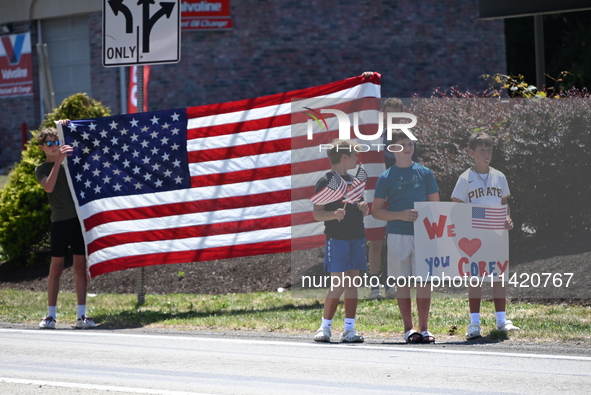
[310,139,369,343]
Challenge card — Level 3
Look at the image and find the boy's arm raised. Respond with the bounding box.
[39,145,72,193]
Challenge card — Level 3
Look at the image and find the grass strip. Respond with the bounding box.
[1,289,589,343]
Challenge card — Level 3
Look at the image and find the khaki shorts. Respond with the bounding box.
[386,234,415,279]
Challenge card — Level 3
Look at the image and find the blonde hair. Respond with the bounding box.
[327,139,357,165]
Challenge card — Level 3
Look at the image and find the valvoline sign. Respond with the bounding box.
[181,0,232,30]
[0,32,34,98]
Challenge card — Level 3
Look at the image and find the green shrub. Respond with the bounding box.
[410,90,591,238]
[0,93,110,264]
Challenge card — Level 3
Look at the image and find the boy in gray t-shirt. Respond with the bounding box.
[35,121,95,330]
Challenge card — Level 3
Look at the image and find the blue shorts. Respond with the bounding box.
[323,237,367,273]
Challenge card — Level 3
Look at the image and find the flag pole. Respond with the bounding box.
[135,65,146,307]
[344,162,363,209]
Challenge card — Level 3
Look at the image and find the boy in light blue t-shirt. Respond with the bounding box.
[372,131,439,344]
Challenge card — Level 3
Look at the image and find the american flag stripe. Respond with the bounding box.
[81,180,320,232]
[86,202,294,244]
[83,177,295,229]
[185,83,379,129]
[342,183,365,203]
[91,222,326,270]
[84,189,293,230]
[88,213,305,256]
[190,165,292,187]
[61,74,383,276]
[94,241,290,274]
[186,145,331,181]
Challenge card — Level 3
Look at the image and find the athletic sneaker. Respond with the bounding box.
[385,286,397,299]
[369,286,384,300]
[75,315,96,329]
[497,320,520,333]
[39,316,56,329]
[313,327,331,342]
[340,329,364,343]
[465,323,482,340]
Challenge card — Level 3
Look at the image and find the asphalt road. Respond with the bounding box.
[1,326,590,394]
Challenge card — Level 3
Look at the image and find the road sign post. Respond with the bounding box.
[103,0,179,304]
[135,64,145,305]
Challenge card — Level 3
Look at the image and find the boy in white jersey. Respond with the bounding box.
[451,132,520,339]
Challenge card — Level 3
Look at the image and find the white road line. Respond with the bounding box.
[0,377,214,395]
[1,328,590,362]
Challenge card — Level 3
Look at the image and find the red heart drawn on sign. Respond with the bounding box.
[458,238,482,257]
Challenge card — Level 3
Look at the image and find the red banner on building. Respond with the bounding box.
[181,0,233,30]
[128,66,150,113]
[0,32,34,98]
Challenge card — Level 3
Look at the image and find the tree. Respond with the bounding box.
[0,93,110,264]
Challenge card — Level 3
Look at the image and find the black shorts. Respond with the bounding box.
[50,217,86,257]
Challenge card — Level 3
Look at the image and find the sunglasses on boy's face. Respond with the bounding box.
[43,140,61,147]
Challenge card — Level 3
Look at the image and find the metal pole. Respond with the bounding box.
[137,66,144,113]
[119,67,127,115]
[136,265,145,306]
[36,43,56,113]
[534,15,545,90]
[136,65,145,306]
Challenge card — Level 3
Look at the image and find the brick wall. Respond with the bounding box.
[1,0,505,170]
[89,13,120,114]
[136,0,505,110]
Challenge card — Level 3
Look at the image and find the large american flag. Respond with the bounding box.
[58,74,384,277]
[471,206,507,230]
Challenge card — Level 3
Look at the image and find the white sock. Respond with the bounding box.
[470,313,481,324]
[496,311,506,325]
[321,318,333,329]
[344,318,355,331]
[77,305,86,319]
[370,275,380,289]
[48,306,57,319]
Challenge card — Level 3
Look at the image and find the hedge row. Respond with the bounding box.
[410,94,591,237]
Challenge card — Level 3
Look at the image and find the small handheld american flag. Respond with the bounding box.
[342,165,368,204]
[309,172,347,205]
[471,206,507,230]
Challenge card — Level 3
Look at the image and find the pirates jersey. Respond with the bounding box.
[451,167,510,205]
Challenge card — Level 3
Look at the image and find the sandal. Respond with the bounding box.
[421,330,435,343]
[404,330,423,344]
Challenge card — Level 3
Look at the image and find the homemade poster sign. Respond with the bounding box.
[413,202,509,282]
